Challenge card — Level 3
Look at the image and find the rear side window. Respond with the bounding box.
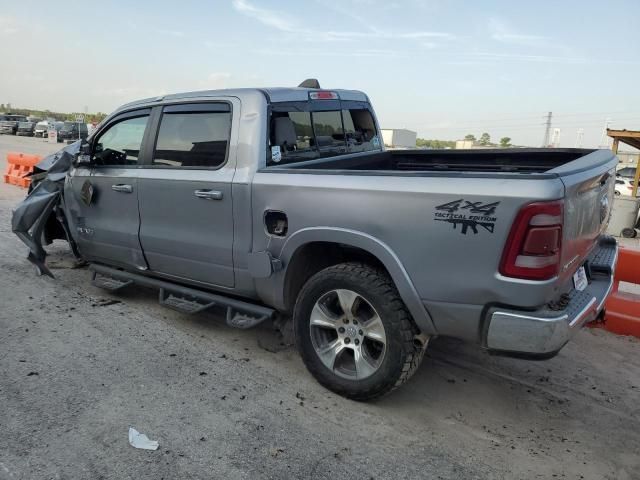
[153,105,231,168]
[269,104,380,165]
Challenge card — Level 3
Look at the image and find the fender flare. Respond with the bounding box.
[274,227,436,335]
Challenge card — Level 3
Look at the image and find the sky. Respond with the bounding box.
[1,0,639,148]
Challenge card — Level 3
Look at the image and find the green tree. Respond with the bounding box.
[464,134,476,142]
[479,132,491,146]
[416,138,456,149]
[499,137,512,148]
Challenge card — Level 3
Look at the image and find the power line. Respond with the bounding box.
[418,110,640,125]
[418,117,640,131]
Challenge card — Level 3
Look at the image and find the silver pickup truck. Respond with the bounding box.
[13,81,618,400]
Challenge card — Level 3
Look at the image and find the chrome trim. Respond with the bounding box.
[486,240,616,355]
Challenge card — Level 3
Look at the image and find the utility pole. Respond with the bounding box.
[551,128,561,148]
[598,118,612,148]
[575,128,584,148]
[542,112,552,147]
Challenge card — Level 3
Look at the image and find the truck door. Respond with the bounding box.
[65,109,152,269]
[137,100,237,288]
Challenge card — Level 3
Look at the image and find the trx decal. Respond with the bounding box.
[434,199,499,235]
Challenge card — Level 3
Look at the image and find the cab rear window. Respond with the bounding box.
[268,103,380,166]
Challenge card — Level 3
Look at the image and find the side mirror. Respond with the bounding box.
[74,142,92,166]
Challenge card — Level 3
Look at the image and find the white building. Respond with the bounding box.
[455,139,474,149]
[381,129,417,149]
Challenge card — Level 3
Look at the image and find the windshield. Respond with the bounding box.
[62,122,75,130]
[18,122,32,128]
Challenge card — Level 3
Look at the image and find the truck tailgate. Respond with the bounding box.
[550,150,618,285]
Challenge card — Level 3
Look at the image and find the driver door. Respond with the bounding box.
[65,109,152,269]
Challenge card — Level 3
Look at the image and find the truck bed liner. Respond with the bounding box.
[279,148,596,174]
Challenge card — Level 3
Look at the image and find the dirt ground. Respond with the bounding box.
[1,135,639,480]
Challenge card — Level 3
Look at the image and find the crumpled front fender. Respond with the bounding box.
[11,142,80,277]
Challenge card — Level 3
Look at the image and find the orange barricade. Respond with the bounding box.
[3,152,42,188]
[598,247,640,338]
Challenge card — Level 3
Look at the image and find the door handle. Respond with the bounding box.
[112,184,133,193]
[194,189,223,200]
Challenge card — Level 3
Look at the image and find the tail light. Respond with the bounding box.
[499,200,564,280]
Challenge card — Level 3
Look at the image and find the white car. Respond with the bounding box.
[614,177,639,197]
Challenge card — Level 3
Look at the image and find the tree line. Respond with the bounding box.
[417,133,512,149]
[0,104,108,123]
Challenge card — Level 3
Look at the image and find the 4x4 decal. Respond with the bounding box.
[434,199,499,235]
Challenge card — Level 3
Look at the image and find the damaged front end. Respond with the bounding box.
[11,142,83,277]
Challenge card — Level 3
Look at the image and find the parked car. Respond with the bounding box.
[614,177,640,197]
[13,82,618,400]
[57,121,89,142]
[16,121,36,136]
[34,121,50,138]
[616,166,638,179]
[0,114,27,134]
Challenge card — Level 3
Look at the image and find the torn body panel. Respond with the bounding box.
[11,142,82,277]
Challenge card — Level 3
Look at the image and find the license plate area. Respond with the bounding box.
[573,265,588,291]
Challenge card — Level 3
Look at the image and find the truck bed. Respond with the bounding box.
[277,148,597,174]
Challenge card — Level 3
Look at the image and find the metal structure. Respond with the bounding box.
[542,111,552,147]
[608,129,640,197]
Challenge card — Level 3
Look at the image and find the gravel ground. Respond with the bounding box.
[1,135,639,480]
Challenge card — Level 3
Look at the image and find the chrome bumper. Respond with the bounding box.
[485,237,617,357]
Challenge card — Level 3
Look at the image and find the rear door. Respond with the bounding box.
[137,100,237,288]
[65,109,152,269]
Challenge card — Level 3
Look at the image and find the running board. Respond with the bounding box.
[91,272,133,291]
[89,264,274,329]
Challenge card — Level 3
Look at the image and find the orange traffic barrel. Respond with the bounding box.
[601,246,640,338]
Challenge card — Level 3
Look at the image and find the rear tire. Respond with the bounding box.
[621,227,637,239]
[294,262,427,401]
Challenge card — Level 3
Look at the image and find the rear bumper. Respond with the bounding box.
[484,236,617,357]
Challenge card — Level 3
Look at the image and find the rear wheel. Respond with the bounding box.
[294,263,427,400]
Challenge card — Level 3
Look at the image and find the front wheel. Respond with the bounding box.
[294,263,427,400]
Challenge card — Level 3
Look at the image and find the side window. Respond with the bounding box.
[311,110,346,156]
[93,115,149,166]
[342,109,380,153]
[153,108,231,168]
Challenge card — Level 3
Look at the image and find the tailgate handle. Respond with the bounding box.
[600,172,610,186]
[111,184,133,193]
[194,189,223,200]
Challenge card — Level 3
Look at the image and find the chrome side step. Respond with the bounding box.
[89,264,274,329]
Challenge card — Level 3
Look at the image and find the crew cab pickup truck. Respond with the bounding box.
[0,114,27,135]
[13,80,618,400]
